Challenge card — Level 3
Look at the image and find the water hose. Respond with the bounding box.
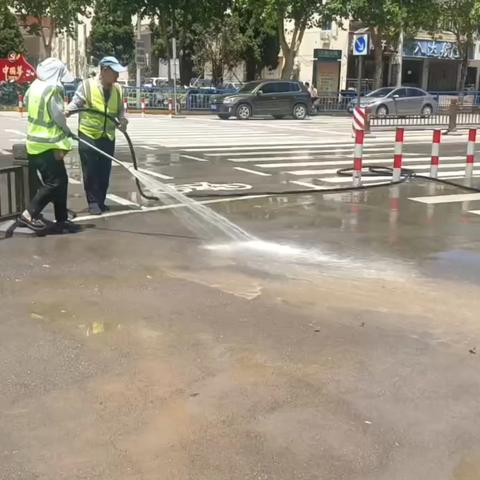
[68,108,159,201]
[68,108,480,200]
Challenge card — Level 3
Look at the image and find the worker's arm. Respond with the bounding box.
[48,91,73,137]
[66,82,86,114]
[117,85,128,131]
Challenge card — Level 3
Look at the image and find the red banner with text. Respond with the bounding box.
[0,52,36,84]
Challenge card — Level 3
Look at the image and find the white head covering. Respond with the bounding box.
[36,57,75,86]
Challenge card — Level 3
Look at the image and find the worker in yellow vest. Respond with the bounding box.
[67,57,128,215]
[18,57,80,234]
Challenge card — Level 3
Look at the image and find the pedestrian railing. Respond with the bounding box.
[369,114,451,129]
[369,109,480,132]
[121,86,235,112]
[313,94,352,112]
[429,91,480,112]
[0,165,25,222]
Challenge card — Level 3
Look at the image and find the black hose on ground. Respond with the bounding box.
[68,108,480,199]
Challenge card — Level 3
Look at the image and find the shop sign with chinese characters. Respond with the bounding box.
[0,52,36,83]
[403,40,461,60]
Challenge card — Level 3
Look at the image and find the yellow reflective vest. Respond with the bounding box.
[79,78,122,141]
[26,81,72,155]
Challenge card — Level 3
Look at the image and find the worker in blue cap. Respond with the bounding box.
[67,56,128,215]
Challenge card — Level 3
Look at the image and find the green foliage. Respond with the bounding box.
[240,0,327,79]
[88,0,135,66]
[0,0,24,57]
[429,0,480,90]
[9,0,92,55]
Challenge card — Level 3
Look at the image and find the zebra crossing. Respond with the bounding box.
[115,115,480,186]
[3,113,480,217]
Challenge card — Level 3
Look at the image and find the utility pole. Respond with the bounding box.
[136,13,141,108]
[396,29,404,87]
[172,37,177,115]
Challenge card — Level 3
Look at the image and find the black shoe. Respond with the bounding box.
[52,220,82,234]
[17,214,48,233]
[100,204,110,212]
[88,203,102,215]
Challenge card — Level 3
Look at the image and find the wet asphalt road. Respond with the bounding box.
[1,113,480,479]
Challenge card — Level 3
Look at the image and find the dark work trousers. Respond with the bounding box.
[28,150,69,222]
[78,132,115,209]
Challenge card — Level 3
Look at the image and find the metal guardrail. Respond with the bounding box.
[313,95,355,112]
[122,87,236,111]
[0,165,25,221]
[369,114,451,129]
[369,109,480,131]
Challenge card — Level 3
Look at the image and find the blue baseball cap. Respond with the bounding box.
[99,56,127,73]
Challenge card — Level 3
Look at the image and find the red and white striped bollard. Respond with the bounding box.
[466,128,476,178]
[352,105,366,133]
[392,127,404,182]
[123,97,128,115]
[430,129,441,178]
[353,129,364,187]
[141,98,146,117]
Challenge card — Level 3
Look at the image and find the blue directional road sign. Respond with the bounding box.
[353,34,369,56]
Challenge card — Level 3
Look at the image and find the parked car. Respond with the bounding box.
[62,78,82,101]
[348,87,438,117]
[210,80,312,120]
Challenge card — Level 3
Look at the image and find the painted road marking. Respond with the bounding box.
[106,193,141,207]
[320,171,480,184]
[140,145,157,150]
[289,180,332,190]
[223,147,398,158]
[74,195,268,222]
[233,167,272,176]
[5,129,26,137]
[409,193,480,204]
[253,156,468,170]
[0,149,11,155]
[287,166,480,177]
[137,168,173,180]
[68,177,82,185]
[181,154,208,162]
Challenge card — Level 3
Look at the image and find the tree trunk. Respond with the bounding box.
[281,49,295,79]
[180,52,193,86]
[458,54,469,92]
[457,36,472,92]
[278,13,307,80]
[245,54,256,81]
[372,28,384,89]
[40,17,55,59]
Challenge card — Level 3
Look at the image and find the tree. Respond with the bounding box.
[432,0,480,91]
[234,2,280,80]
[9,0,92,57]
[144,0,232,85]
[327,0,433,89]
[192,11,247,85]
[0,0,24,57]
[88,0,135,66]
[255,0,326,79]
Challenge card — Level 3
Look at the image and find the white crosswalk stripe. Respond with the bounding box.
[117,116,454,149]
[114,116,480,189]
[5,114,478,195]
